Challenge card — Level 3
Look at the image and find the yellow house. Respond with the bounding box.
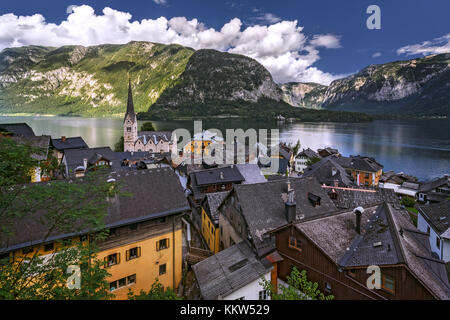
[200,192,229,253]
[183,131,224,157]
[0,168,190,300]
[335,155,384,187]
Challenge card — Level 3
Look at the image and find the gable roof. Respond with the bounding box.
[51,137,88,151]
[325,186,399,210]
[202,191,230,226]
[302,156,353,187]
[194,166,245,186]
[294,201,450,299]
[0,123,35,136]
[335,155,383,173]
[1,168,189,253]
[136,131,173,146]
[229,177,338,257]
[297,148,319,159]
[419,176,450,192]
[192,241,272,300]
[418,200,450,237]
[63,147,122,176]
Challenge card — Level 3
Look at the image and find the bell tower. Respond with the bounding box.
[123,80,137,152]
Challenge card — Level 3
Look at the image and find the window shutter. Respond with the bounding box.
[126,250,130,261]
[137,247,141,258]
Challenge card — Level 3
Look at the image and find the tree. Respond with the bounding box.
[305,156,321,167]
[289,139,301,158]
[140,122,155,132]
[260,267,334,300]
[126,279,182,300]
[114,136,124,152]
[0,138,122,299]
[401,196,416,208]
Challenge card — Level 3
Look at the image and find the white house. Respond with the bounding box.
[192,241,272,300]
[417,200,450,262]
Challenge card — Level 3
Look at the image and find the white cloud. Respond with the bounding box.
[0,5,343,85]
[372,52,381,58]
[249,13,282,24]
[397,34,450,56]
[153,0,167,5]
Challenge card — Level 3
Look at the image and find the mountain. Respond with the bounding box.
[0,42,371,122]
[281,53,450,116]
[0,42,194,116]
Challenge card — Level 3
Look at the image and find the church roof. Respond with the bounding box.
[124,80,136,123]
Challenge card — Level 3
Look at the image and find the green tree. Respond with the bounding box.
[289,139,301,158]
[401,196,416,208]
[0,138,122,299]
[114,136,124,152]
[127,279,182,300]
[140,122,155,131]
[305,156,321,167]
[260,267,334,300]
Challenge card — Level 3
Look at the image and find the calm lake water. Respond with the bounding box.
[1,115,449,181]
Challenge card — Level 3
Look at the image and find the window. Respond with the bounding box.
[129,223,138,231]
[159,263,167,275]
[157,238,169,251]
[127,274,136,284]
[118,277,126,288]
[109,281,117,292]
[158,217,166,223]
[22,247,34,254]
[126,247,141,261]
[62,238,72,246]
[220,227,223,236]
[44,243,54,252]
[105,253,120,266]
[436,236,441,249]
[109,228,118,237]
[258,290,268,300]
[381,274,395,294]
[288,236,302,251]
[211,226,214,234]
[365,173,370,178]
[127,127,131,132]
[79,235,88,242]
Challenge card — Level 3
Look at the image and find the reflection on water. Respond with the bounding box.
[1,116,449,181]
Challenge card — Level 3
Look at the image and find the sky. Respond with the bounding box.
[0,0,449,85]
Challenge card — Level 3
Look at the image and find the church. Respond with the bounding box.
[123,81,176,153]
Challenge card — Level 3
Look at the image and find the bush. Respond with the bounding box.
[401,196,416,208]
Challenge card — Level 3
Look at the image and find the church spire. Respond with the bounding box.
[124,79,136,123]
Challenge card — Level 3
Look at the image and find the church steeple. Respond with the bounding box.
[123,80,138,152]
[124,79,136,123]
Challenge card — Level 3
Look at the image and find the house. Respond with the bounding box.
[379,171,419,198]
[0,123,35,137]
[317,147,339,158]
[183,130,223,157]
[217,177,338,256]
[417,200,450,261]
[418,175,450,203]
[269,201,450,300]
[0,168,190,300]
[11,135,51,182]
[301,156,354,187]
[123,81,176,153]
[295,148,320,173]
[192,240,273,300]
[258,143,293,176]
[51,136,89,165]
[188,165,245,205]
[62,147,122,178]
[335,155,383,187]
[201,192,230,253]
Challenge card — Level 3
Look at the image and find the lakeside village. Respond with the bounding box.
[1,83,450,300]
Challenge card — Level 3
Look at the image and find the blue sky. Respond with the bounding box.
[1,0,449,84]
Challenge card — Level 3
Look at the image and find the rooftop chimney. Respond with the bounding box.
[285,187,296,223]
[354,207,364,234]
[61,136,66,142]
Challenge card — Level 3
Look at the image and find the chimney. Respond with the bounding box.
[61,136,66,142]
[83,158,88,170]
[354,207,364,234]
[285,188,296,223]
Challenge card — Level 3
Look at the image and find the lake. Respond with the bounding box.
[1,115,449,181]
